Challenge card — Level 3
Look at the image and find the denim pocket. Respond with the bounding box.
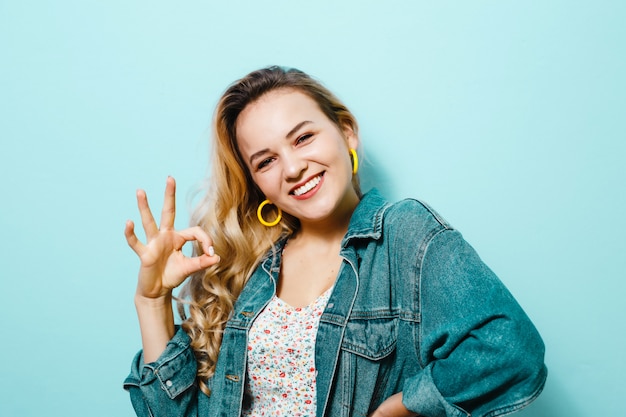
[341,317,397,360]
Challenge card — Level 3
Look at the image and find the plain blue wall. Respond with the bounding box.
[1,1,624,416]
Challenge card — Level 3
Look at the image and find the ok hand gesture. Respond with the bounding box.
[124,176,219,300]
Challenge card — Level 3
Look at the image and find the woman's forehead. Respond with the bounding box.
[236,90,325,141]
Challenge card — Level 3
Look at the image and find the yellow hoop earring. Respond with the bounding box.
[349,148,359,175]
[257,200,282,227]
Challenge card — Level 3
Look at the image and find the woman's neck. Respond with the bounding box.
[294,197,358,248]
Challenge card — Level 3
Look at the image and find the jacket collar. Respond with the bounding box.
[342,188,390,245]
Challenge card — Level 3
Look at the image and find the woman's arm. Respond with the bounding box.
[123,177,220,417]
[124,176,219,361]
[402,229,546,417]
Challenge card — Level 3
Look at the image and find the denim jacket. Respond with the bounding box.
[124,189,547,417]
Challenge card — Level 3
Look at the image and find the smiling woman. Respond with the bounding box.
[123,66,547,417]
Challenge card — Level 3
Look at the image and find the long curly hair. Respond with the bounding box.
[177,66,359,395]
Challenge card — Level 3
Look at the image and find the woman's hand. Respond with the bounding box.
[124,176,219,300]
[370,393,418,417]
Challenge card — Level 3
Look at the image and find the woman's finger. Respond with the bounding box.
[136,189,159,239]
[181,252,220,276]
[178,226,217,258]
[124,220,145,255]
[160,176,176,231]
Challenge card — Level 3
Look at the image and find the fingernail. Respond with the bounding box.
[208,246,215,257]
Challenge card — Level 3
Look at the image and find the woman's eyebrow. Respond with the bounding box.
[286,120,313,139]
[249,148,269,165]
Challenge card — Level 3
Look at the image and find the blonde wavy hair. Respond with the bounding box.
[177,66,360,395]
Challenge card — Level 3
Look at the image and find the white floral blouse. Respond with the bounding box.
[242,287,332,417]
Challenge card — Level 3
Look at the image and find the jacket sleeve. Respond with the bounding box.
[123,326,200,417]
[402,229,547,417]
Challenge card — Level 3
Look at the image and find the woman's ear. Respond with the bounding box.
[342,124,359,150]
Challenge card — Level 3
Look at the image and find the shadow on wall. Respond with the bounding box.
[515,379,581,417]
[358,148,397,200]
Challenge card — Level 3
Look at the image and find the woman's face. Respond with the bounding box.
[235,88,360,227]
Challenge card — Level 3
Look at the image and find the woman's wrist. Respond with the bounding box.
[134,292,176,362]
[134,291,172,307]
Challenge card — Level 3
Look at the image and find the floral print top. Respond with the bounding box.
[242,287,333,417]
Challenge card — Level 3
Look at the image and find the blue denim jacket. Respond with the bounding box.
[124,189,547,417]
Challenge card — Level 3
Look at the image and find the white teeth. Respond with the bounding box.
[293,175,321,196]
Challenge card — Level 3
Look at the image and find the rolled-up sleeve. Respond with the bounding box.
[402,229,547,417]
[123,327,199,417]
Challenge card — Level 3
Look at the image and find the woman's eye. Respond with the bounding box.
[296,133,313,145]
[257,157,274,170]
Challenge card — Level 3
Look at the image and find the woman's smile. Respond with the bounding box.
[290,172,324,198]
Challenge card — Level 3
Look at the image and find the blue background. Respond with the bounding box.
[1,1,624,416]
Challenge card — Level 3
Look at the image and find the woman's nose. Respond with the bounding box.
[282,152,307,179]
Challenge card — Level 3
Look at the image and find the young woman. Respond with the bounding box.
[123,66,547,417]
